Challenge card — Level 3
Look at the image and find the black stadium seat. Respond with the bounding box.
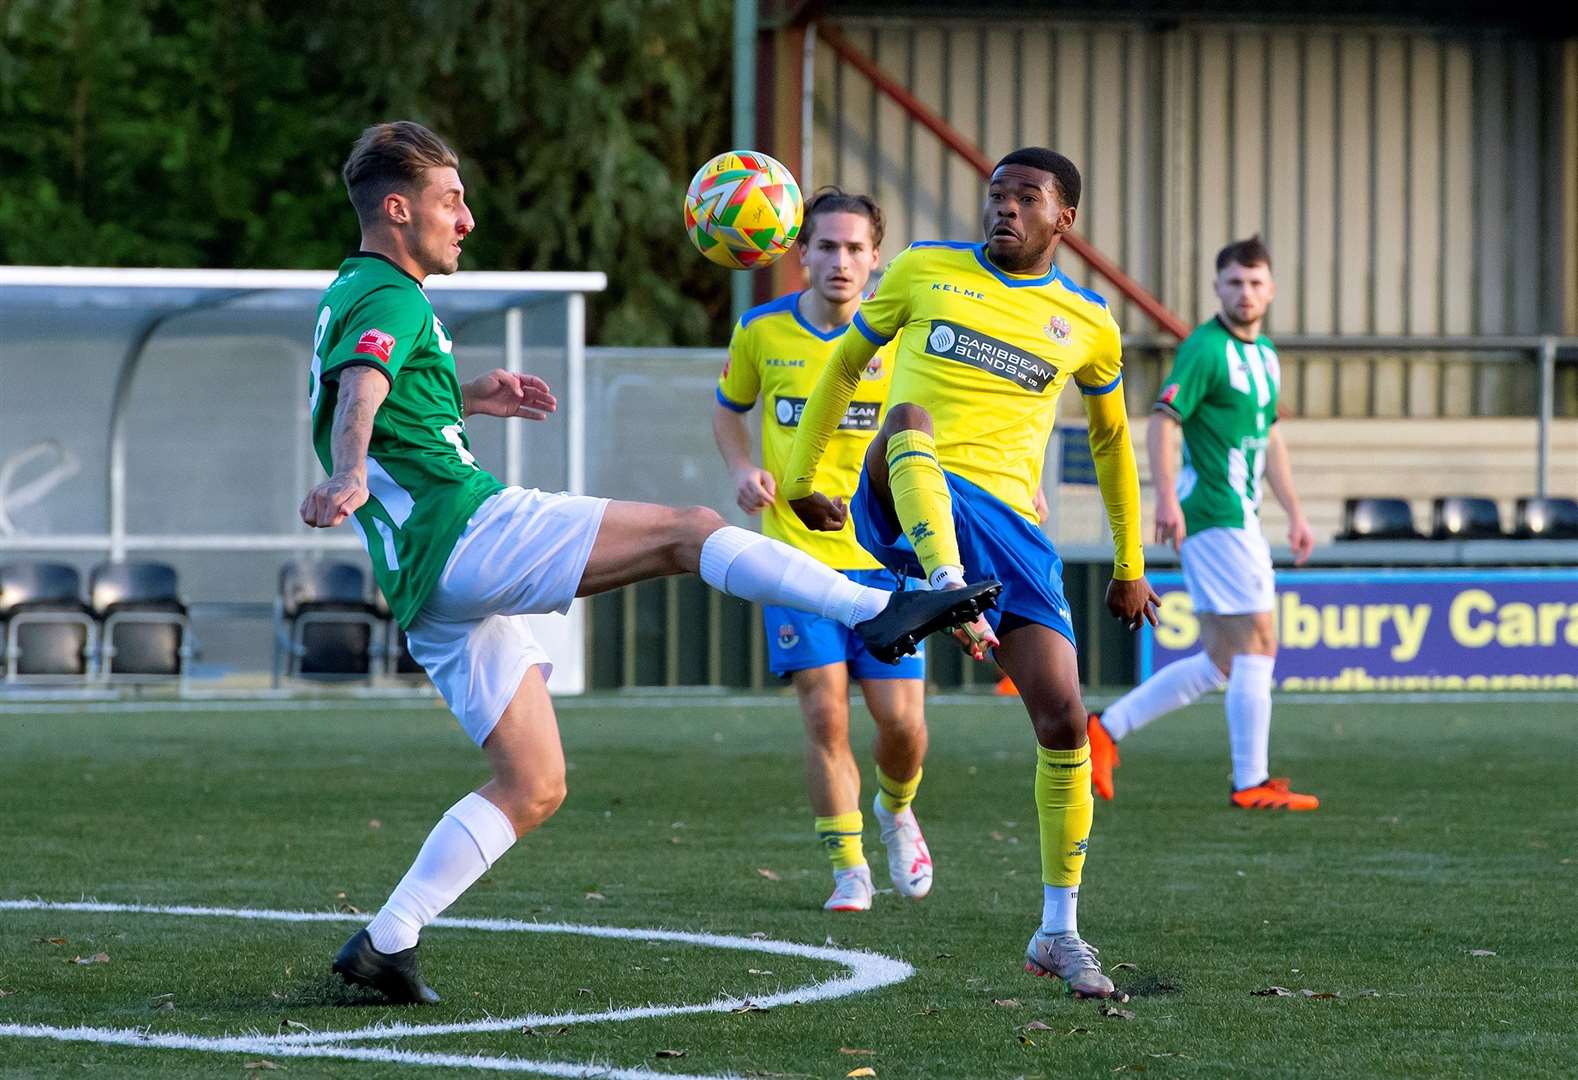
[89,561,190,679]
[374,589,425,677]
[1338,498,1420,540]
[0,561,95,680]
[1514,497,1578,539]
[1430,497,1503,540]
[273,560,382,683]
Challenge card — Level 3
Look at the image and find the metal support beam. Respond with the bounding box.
[731,0,758,326]
[1537,335,1556,497]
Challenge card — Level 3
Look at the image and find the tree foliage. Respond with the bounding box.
[0,0,736,344]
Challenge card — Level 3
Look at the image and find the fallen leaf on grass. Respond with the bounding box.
[576,987,594,996]
[847,1070,877,1078]
[1147,1052,1191,1059]
[584,891,606,901]
[521,1025,570,1037]
[1064,1026,1092,1036]
[1252,986,1294,997]
[655,1049,687,1059]
[69,952,110,965]
[992,998,1021,1008]
[934,952,955,959]
[278,1019,312,1034]
[1357,989,1381,998]
[730,1001,769,1014]
[755,868,781,881]
[914,1006,939,1017]
[1101,1005,1136,1020]
[1300,990,1340,999]
[36,937,67,946]
[749,932,768,940]
[1112,962,1138,971]
[1469,949,1497,957]
[1017,1034,1036,1046]
[333,892,364,915]
[747,968,774,975]
[839,1047,876,1056]
[152,1000,175,1012]
[242,1061,280,1071]
[1024,1020,1053,1031]
[0,989,15,998]
[367,819,382,830]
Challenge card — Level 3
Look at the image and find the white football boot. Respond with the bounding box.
[873,793,934,899]
[1023,929,1118,997]
[823,865,874,912]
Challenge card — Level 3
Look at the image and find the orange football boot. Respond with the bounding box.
[1086,713,1119,801]
[1229,776,1319,811]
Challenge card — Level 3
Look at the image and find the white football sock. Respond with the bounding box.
[1225,654,1275,790]
[365,792,517,954]
[1101,652,1226,741]
[699,526,888,627]
[1041,884,1078,936]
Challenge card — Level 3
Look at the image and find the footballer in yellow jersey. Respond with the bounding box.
[712,190,934,914]
[784,148,1161,998]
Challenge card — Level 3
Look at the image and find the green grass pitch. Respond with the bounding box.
[1,694,1575,1078]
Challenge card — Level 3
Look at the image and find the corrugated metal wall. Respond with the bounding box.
[809,18,1573,415]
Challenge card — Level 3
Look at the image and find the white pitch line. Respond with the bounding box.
[0,898,913,1078]
[0,1024,739,1079]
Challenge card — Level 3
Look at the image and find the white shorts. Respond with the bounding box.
[405,486,610,746]
[1179,526,1275,615]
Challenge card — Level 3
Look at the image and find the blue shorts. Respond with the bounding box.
[851,468,1077,648]
[764,566,928,680]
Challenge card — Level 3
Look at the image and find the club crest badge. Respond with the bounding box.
[777,623,800,650]
[862,355,884,380]
[1045,315,1072,344]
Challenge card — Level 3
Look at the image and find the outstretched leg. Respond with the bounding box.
[575,499,997,662]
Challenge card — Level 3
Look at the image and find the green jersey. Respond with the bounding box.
[1153,316,1280,534]
[309,253,503,628]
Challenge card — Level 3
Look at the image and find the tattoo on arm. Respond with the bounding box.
[330,369,387,476]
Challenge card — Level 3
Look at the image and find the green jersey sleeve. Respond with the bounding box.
[321,284,430,386]
[1154,331,1219,422]
[717,319,761,411]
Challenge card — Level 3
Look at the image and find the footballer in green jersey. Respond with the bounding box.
[299,122,999,1006]
[1090,236,1318,812]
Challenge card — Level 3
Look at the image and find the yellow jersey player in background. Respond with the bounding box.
[714,190,934,914]
[784,147,1160,999]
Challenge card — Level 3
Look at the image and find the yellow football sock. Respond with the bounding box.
[814,811,866,871]
[1035,744,1093,887]
[884,430,961,582]
[875,765,922,815]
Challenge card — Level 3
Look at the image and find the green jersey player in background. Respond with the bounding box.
[1089,236,1319,811]
[300,121,996,1004]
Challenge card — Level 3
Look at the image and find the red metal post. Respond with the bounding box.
[818,25,1190,341]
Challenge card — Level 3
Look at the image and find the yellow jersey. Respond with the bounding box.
[717,291,897,570]
[783,241,1145,581]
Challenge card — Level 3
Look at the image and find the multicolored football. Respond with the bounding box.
[683,151,803,270]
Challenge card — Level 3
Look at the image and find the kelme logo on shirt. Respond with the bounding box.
[773,396,881,431]
[924,320,1057,392]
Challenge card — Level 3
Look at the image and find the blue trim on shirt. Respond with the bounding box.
[972,244,1057,288]
[910,240,979,250]
[1052,268,1111,309]
[1077,372,1123,396]
[738,292,800,329]
[852,310,891,346]
[788,292,849,342]
[715,386,754,412]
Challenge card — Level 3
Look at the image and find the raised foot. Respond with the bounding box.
[855,580,1002,664]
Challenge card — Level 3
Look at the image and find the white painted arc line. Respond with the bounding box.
[0,899,912,1057]
[0,1024,737,1080]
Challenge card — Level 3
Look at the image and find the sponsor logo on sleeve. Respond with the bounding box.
[354,328,396,363]
[1159,383,1180,405]
[772,396,881,431]
[923,320,1057,392]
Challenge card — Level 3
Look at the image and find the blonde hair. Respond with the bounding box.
[342,121,459,225]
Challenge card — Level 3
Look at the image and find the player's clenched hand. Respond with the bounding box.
[1106,575,1161,632]
[463,369,557,420]
[733,467,776,514]
[300,473,369,528]
[1153,493,1185,552]
[1288,514,1315,565]
[789,492,847,532]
